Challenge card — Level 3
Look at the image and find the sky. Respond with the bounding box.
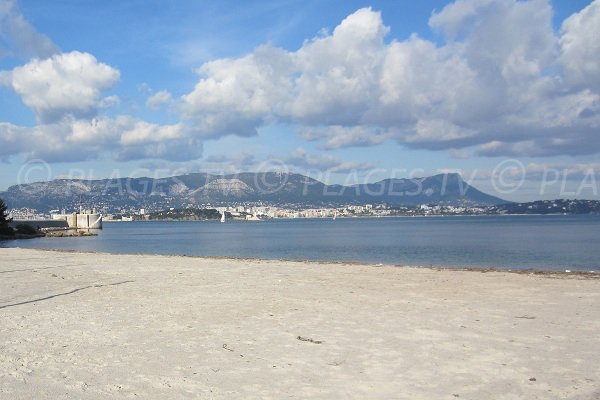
[0,0,599,202]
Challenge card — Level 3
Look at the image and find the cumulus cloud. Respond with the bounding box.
[178,1,600,157]
[559,0,600,92]
[288,8,389,126]
[285,147,373,173]
[466,161,600,183]
[199,147,372,175]
[114,136,203,162]
[0,116,202,162]
[181,44,294,138]
[0,122,27,159]
[205,152,255,165]
[3,0,600,165]
[520,162,600,181]
[1,51,120,123]
[113,118,202,162]
[0,0,58,59]
[0,5,202,164]
[99,95,120,109]
[146,90,172,110]
[299,125,392,149]
[202,153,258,173]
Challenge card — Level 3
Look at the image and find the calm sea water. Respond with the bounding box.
[3,215,600,271]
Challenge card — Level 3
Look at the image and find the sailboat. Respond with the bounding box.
[333,211,337,221]
[221,211,226,223]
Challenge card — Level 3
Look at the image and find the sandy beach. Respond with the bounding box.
[0,248,599,399]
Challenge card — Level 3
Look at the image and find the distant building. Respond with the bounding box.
[51,210,103,229]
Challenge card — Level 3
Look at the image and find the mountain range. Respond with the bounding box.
[1,172,507,213]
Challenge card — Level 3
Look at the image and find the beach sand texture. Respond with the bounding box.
[1,248,599,399]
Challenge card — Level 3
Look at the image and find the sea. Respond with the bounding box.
[3,215,600,271]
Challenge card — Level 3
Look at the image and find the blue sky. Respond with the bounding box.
[1,0,599,201]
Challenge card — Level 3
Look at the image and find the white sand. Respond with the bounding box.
[0,248,599,399]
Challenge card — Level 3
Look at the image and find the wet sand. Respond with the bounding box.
[1,248,599,399]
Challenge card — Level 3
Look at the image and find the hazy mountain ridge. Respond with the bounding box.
[491,199,600,215]
[1,172,506,212]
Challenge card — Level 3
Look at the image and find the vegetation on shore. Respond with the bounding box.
[146,208,224,221]
[490,199,600,215]
[0,198,14,237]
[0,197,46,240]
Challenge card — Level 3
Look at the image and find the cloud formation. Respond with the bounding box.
[299,126,392,150]
[0,116,202,162]
[180,1,600,157]
[0,0,58,59]
[1,0,600,166]
[146,90,172,110]
[1,51,120,123]
[0,11,199,163]
[198,148,371,176]
[181,45,294,138]
[559,0,600,92]
[0,46,196,162]
[285,147,373,173]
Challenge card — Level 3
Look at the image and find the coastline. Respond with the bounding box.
[6,246,600,277]
[0,233,45,241]
[103,213,599,222]
[10,214,596,272]
[1,248,599,399]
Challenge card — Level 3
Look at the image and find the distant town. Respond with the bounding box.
[8,199,600,222]
[3,173,600,222]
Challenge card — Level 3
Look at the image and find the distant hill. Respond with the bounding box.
[491,199,600,214]
[354,173,502,206]
[146,208,222,221]
[0,172,507,213]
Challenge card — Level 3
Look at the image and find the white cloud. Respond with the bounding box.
[113,136,203,162]
[0,121,27,159]
[466,161,600,182]
[559,0,600,92]
[202,152,258,173]
[299,125,392,149]
[0,116,202,162]
[178,2,600,157]
[119,120,185,146]
[198,148,372,175]
[0,5,203,164]
[285,147,373,173]
[521,162,600,180]
[146,90,172,110]
[3,1,600,164]
[181,44,294,137]
[287,7,388,126]
[99,95,120,109]
[0,0,58,59]
[2,51,120,123]
[205,152,255,165]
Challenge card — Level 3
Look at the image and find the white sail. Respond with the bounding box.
[221,212,225,223]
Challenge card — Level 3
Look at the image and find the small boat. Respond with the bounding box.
[221,212,226,223]
[333,211,337,221]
